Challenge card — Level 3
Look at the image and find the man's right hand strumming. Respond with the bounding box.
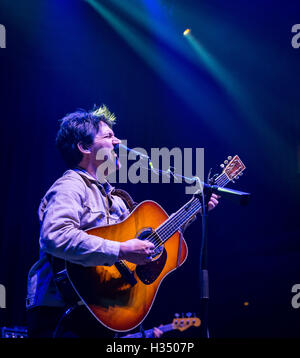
[118,238,155,265]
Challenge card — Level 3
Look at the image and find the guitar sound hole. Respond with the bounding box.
[137,227,163,259]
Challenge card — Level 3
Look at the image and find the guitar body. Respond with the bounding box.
[66,200,188,332]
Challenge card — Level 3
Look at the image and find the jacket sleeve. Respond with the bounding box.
[39,178,120,267]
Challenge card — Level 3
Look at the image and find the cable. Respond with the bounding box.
[52,303,80,338]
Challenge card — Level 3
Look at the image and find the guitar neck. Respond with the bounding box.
[156,197,202,244]
[154,172,229,245]
[121,323,173,338]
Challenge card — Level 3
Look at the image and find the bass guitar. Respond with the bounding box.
[121,313,201,338]
[65,155,246,331]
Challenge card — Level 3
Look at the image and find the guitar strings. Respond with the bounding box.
[146,199,201,249]
[156,200,201,245]
[148,173,226,247]
[152,174,228,247]
[214,173,229,187]
[144,174,229,249]
[213,176,229,188]
[143,203,196,247]
[153,175,230,249]
[143,197,197,244]
[146,198,199,246]
[145,180,219,247]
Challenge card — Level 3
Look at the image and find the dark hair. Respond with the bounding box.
[56,105,116,168]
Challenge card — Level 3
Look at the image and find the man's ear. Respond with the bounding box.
[77,142,91,154]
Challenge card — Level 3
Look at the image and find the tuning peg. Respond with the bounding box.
[227,156,232,160]
[175,313,179,318]
[220,164,225,168]
[186,312,192,318]
[224,160,228,164]
[236,176,239,180]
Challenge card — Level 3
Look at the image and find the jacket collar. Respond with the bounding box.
[73,167,115,195]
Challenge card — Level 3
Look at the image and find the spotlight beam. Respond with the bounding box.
[85,0,236,137]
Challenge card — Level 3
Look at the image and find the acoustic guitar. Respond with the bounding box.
[120,313,201,338]
[65,155,246,331]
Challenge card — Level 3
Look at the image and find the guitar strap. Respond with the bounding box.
[111,188,138,213]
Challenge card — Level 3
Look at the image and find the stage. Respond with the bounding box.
[0,0,299,341]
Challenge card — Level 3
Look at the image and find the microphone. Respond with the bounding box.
[195,180,250,206]
[115,143,150,160]
[208,184,250,206]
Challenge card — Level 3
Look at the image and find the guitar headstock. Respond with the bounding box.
[172,313,201,332]
[220,155,246,183]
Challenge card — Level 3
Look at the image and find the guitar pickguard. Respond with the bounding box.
[133,227,166,285]
[135,248,167,285]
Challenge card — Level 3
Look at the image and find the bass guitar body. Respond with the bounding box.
[66,200,188,332]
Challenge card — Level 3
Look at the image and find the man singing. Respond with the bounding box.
[26,105,219,338]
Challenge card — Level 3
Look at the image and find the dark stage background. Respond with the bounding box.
[0,0,299,338]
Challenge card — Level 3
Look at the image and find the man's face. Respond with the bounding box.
[90,121,121,179]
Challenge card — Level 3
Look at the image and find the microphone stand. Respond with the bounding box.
[198,178,212,339]
[197,180,250,339]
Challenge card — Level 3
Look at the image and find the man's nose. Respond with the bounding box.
[113,137,121,145]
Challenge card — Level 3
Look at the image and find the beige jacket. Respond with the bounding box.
[26,169,129,308]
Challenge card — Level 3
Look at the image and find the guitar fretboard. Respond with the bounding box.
[155,197,202,244]
[152,171,229,246]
